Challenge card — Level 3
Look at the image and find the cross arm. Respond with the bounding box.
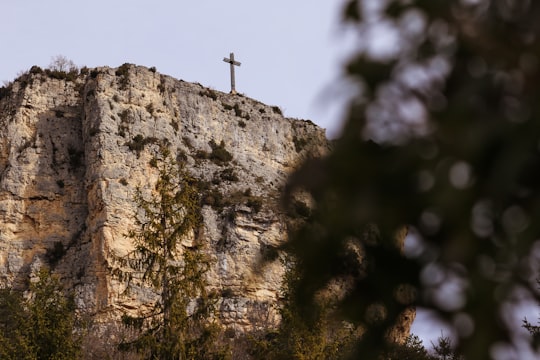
[223,57,241,66]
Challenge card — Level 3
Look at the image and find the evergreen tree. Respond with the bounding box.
[115,148,226,359]
[252,254,356,360]
[0,269,81,360]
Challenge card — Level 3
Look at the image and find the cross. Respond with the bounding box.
[223,52,241,94]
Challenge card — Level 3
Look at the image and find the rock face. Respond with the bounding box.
[0,65,414,341]
[0,65,327,330]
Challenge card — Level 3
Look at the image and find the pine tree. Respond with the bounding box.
[0,269,81,360]
[115,148,226,359]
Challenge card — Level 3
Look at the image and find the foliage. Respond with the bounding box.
[216,167,239,183]
[116,63,132,90]
[271,106,282,115]
[125,134,159,157]
[209,139,233,165]
[252,255,356,360]
[383,334,463,360]
[45,241,66,266]
[45,55,79,81]
[200,88,219,101]
[0,269,82,360]
[114,148,227,359]
[292,135,308,153]
[283,0,540,358]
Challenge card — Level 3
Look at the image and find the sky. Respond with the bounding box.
[1,0,355,139]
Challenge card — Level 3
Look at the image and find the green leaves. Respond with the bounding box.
[0,270,81,360]
[114,149,226,359]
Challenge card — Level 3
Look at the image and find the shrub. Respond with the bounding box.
[272,106,283,115]
[115,63,131,90]
[45,241,66,266]
[29,65,44,75]
[219,167,239,182]
[45,55,79,82]
[293,135,308,152]
[0,269,82,359]
[195,149,209,159]
[247,197,263,213]
[145,103,154,115]
[118,109,130,123]
[222,102,234,111]
[126,134,159,156]
[0,85,10,101]
[200,88,218,100]
[44,68,79,82]
[202,189,225,209]
[209,139,233,165]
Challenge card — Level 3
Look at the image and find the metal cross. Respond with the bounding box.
[223,52,241,94]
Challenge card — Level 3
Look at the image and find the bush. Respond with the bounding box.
[145,103,155,115]
[200,88,218,100]
[0,85,11,101]
[272,106,283,115]
[115,63,131,90]
[125,134,159,156]
[219,167,239,182]
[0,269,82,359]
[209,139,233,165]
[45,56,79,82]
[292,135,308,152]
[45,241,66,266]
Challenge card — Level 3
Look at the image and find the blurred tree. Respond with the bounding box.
[284,0,540,358]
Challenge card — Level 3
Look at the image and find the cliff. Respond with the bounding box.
[0,64,328,332]
[0,65,414,348]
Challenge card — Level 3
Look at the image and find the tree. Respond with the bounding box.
[114,148,226,359]
[251,254,356,360]
[48,55,78,73]
[0,269,82,360]
[283,0,540,358]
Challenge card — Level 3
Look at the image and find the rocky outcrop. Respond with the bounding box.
[0,65,328,332]
[0,65,416,344]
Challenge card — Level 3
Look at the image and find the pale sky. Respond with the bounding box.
[1,0,355,138]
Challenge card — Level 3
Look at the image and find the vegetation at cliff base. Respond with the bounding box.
[0,269,82,360]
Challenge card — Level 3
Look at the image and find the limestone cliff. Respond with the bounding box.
[0,65,415,345]
[0,64,327,332]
